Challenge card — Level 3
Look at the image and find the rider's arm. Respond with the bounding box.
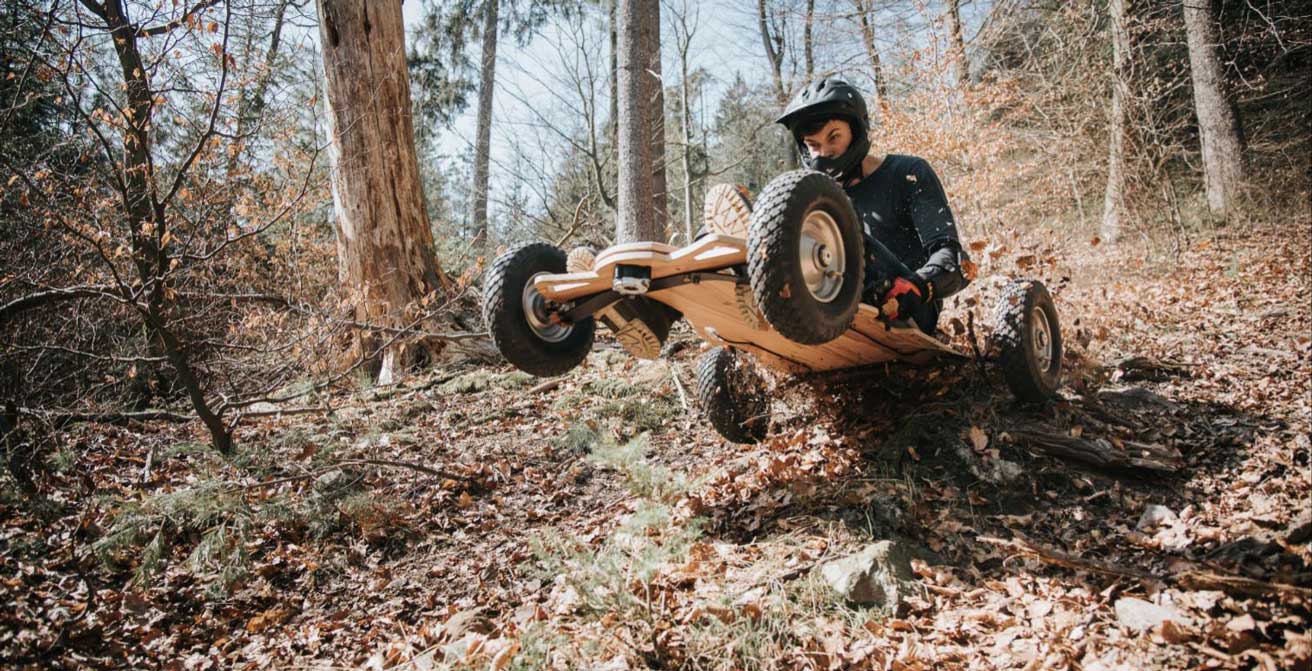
[904,158,970,301]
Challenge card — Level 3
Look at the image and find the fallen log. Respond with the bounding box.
[1007,429,1183,473]
[1114,356,1194,381]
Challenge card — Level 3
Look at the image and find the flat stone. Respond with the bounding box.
[1137,504,1178,531]
[820,541,923,610]
[1114,597,1187,632]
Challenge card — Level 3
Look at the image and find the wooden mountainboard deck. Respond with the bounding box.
[534,236,962,373]
[535,235,749,302]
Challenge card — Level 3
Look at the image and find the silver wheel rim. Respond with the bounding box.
[1031,306,1054,371]
[799,209,846,303]
[522,272,572,343]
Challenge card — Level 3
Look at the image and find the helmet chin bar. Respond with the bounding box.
[800,131,871,183]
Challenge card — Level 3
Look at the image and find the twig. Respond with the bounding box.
[141,447,154,484]
[529,379,562,394]
[669,363,690,411]
[20,407,195,425]
[242,406,331,419]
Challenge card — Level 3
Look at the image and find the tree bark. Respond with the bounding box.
[852,0,889,106]
[1101,0,1130,243]
[616,0,662,242]
[1183,0,1246,220]
[471,0,499,248]
[645,2,668,238]
[317,0,446,383]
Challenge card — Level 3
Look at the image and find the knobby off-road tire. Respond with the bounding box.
[747,170,864,345]
[483,243,595,377]
[993,279,1063,402]
[696,347,770,444]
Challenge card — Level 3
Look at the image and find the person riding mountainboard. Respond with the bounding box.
[571,77,971,356]
[703,77,973,334]
[776,77,972,333]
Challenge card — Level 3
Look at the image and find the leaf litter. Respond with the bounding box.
[1,227,1309,670]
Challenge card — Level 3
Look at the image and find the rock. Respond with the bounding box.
[1285,509,1312,545]
[1114,597,1188,632]
[953,441,1025,486]
[313,468,348,492]
[820,541,923,611]
[1137,504,1178,531]
[987,458,1026,485]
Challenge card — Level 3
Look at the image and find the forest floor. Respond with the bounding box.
[2,223,1309,670]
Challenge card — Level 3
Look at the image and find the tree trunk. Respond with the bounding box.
[616,0,662,242]
[757,0,788,105]
[1101,0,1130,243]
[853,0,889,107]
[1183,0,1246,220]
[646,3,668,238]
[679,61,694,244]
[608,0,618,150]
[946,0,969,88]
[471,0,499,248]
[317,0,446,383]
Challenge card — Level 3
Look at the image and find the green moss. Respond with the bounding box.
[438,370,535,394]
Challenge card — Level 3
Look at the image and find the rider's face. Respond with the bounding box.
[801,119,852,159]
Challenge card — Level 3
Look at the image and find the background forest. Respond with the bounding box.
[1,1,1309,669]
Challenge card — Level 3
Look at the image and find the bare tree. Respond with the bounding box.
[1,1,339,454]
[608,0,619,150]
[42,0,241,452]
[758,0,812,169]
[757,0,789,105]
[946,0,969,88]
[493,6,617,241]
[645,1,669,237]
[317,0,448,383]
[1101,0,1130,243]
[802,0,814,81]
[667,0,700,243]
[851,0,889,105]
[1183,0,1246,220]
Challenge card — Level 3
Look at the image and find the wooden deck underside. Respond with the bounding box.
[534,236,962,373]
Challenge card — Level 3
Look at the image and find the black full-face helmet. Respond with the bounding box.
[775,78,871,183]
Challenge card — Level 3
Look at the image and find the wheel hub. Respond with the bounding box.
[1031,306,1054,371]
[522,272,573,343]
[799,210,846,302]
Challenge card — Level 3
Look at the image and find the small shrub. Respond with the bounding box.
[93,480,252,590]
